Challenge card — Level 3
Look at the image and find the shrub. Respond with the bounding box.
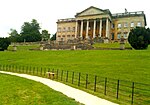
[0,38,11,51]
[128,27,149,49]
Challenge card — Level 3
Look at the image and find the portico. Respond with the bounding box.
[75,18,110,39]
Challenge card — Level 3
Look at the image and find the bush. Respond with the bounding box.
[0,38,11,51]
[128,27,150,50]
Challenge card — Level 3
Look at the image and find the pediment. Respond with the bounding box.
[76,6,105,17]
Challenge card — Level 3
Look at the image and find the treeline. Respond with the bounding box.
[0,19,56,50]
[8,19,56,42]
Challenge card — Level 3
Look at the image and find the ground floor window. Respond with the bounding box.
[123,32,128,39]
[117,34,121,39]
[111,33,114,40]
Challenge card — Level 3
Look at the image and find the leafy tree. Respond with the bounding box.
[8,29,20,42]
[128,27,150,49]
[146,28,150,44]
[51,33,56,41]
[9,29,18,37]
[41,30,50,41]
[20,19,42,42]
[0,38,11,50]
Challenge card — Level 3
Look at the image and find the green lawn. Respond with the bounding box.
[0,73,81,105]
[0,44,149,84]
[93,42,131,48]
[0,44,150,105]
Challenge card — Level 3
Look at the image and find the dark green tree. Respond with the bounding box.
[128,27,150,49]
[8,29,20,42]
[20,19,42,42]
[41,30,50,41]
[146,28,150,44]
[51,33,56,41]
[0,38,11,51]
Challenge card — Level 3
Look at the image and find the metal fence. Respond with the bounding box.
[0,65,149,105]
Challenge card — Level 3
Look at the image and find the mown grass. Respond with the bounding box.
[1,44,149,84]
[0,43,150,104]
[93,43,131,48]
[0,73,81,105]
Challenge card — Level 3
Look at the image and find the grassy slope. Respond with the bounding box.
[0,44,149,84]
[93,43,131,48]
[0,73,81,105]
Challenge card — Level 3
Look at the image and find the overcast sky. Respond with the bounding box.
[0,0,149,37]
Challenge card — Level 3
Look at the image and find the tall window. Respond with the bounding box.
[124,34,127,39]
[68,27,70,32]
[63,27,66,32]
[131,22,134,27]
[111,33,114,40]
[57,27,61,32]
[118,23,122,28]
[124,23,128,28]
[137,22,142,27]
[112,24,115,29]
[117,33,121,39]
[72,27,75,32]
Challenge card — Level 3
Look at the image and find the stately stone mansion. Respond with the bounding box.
[56,6,146,43]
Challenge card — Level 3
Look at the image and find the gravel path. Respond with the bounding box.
[0,71,118,105]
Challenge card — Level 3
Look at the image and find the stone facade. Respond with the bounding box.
[56,6,146,43]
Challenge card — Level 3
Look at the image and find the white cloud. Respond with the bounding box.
[0,0,149,37]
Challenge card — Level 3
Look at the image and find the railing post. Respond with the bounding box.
[29,66,31,74]
[16,65,17,72]
[61,70,63,81]
[72,72,74,84]
[94,75,97,92]
[19,66,21,73]
[0,65,1,71]
[86,74,88,89]
[56,69,58,80]
[104,77,107,95]
[6,65,8,71]
[40,67,42,75]
[12,65,14,72]
[78,72,81,86]
[22,66,24,73]
[131,82,134,105]
[3,65,5,71]
[26,66,28,74]
[66,71,68,82]
[44,68,46,77]
[37,67,38,75]
[33,67,35,75]
[9,65,11,71]
[116,80,120,99]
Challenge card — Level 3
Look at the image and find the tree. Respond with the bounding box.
[128,27,150,49]
[146,28,150,44]
[51,33,56,41]
[20,19,42,42]
[0,38,11,51]
[8,29,20,42]
[41,30,50,41]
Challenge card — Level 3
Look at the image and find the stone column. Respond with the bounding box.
[75,20,78,38]
[80,20,83,38]
[106,18,109,38]
[93,20,96,38]
[86,20,89,39]
[99,19,102,37]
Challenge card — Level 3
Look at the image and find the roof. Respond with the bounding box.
[75,6,112,17]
